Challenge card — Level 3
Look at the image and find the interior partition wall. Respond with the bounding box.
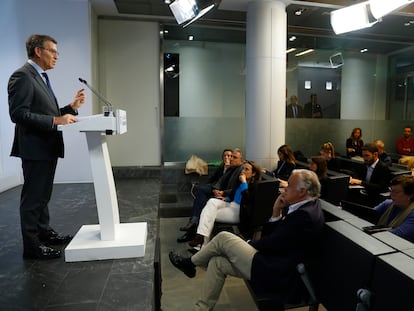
[162,37,413,166]
[163,40,246,163]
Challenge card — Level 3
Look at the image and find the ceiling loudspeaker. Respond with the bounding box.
[330,52,344,69]
[169,0,221,27]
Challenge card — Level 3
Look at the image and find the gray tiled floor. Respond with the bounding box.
[159,217,259,311]
[0,180,159,311]
[159,218,325,311]
[0,172,325,311]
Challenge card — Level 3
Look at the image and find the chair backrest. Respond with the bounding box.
[239,179,279,239]
[250,179,280,227]
[340,200,379,224]
[322,175,350,206]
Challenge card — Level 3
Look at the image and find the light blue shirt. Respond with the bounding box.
[365,159,379,183]
[27,59,48,85]
[269,199,313,222]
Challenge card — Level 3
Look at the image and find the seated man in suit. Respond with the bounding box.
[169,169,325,310]
[349,143,391,206]
[374,139,392,167]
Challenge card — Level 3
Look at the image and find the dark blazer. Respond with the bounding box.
[356,160,391,195]
[249,199,325,298]
[208,162,227,185]
[269,160,295,181]
[346,138,364,157]
[327,157,341,172]
[286,104,304,118]
[8,62,76,160]
[222,165,243,200]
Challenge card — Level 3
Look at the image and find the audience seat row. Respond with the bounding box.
[315,201,414,311]
[245,200,414,310]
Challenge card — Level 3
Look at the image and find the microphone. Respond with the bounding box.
[78,77,114,116]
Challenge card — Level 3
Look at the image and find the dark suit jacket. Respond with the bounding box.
[270,160,295,181]
[346,138,364,157]
[249,199,325,298]
[8,62,77,160]
[222,165,243,200]
[212,165,243,201]
[286,104,304,118]
[356,160,391,195]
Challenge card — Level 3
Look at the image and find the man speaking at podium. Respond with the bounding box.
[8,34,85,259]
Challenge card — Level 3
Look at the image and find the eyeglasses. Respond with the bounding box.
[40,47,60,56]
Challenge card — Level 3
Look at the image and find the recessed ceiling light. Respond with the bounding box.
[289,36,296,42]
[188,35,194,41]
[360,48,368,53]
[164,0,171,4]
[295,8,305,16]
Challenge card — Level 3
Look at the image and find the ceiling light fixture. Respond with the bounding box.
[360,48,368,53]
[289,36,296,42]
[188,35,194,41]
[295,49,314,57]
[169,0,221,28]
[286,48,297,54]
[369,0,414,19]
[330,1,378,35]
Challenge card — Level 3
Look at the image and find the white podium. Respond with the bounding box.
[58,109,147,262]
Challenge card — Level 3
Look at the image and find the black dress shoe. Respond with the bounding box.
[188,234,204,248]
[23,245,62,260]
[40,230,73,245]
[177,230,196,243]
[179,220,197,232]
[169,251,196,278]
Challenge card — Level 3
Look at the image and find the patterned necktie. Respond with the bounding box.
[41,72,55,97]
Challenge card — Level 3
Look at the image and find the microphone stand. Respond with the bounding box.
[78,78,114,116]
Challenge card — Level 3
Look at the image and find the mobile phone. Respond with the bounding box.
[362,225,392,234]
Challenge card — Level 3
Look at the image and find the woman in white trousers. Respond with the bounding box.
[189,161,262,247]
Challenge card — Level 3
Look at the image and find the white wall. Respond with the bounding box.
[98,19,161,166]
[0,1,23,192]
[0,0,94,189]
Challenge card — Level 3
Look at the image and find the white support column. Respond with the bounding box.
[246,0,288,169]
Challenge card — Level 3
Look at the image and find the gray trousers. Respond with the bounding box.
[191,231,258,310]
